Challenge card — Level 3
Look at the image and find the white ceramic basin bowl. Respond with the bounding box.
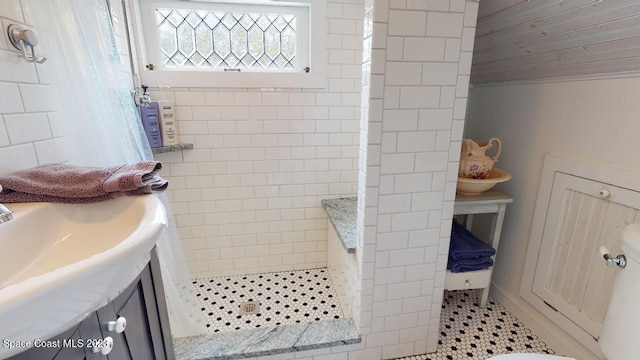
[0,195,166,359]
[456,168,512,195]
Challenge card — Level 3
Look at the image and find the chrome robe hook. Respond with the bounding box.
[7,24,47,64]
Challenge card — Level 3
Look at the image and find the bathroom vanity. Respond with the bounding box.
[0,195,172,360]
[7,249,174,360]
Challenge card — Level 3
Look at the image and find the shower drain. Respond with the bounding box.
[239,301,260,315]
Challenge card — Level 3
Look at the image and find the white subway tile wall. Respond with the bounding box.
[0,0,481,358]
[0,1,67,175]
[355,0,478,359]
[153,0,365,278]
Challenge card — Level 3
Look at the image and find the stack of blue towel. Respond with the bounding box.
[447,220,496,273]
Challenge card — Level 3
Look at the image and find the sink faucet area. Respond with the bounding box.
[0,186,13,224]
[0,203,12,224]
[0,195,166,359]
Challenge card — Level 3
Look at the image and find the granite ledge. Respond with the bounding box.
[321,197,356,253]
[152,143,194,154]
[174,318,361,360]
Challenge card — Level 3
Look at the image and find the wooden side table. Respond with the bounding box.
[445,191,513,307]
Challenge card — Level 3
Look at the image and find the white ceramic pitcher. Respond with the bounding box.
[458,138,501,179]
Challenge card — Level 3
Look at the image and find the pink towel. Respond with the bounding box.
[0,162,168,204]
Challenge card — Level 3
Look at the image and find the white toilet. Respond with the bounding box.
[488,223,640,360]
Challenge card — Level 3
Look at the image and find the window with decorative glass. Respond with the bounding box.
[135,0,325,88]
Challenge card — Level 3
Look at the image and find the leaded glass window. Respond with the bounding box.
[154,8,297,70]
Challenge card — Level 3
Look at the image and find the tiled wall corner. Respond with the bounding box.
[153,0,365,278]
[354,0,479,358]
[0,0,68,175]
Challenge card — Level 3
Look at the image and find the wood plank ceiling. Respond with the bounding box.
[471,0,640,84]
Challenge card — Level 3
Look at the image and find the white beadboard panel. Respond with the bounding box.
[529,171,640,348]
[544,190,626,325]
[473,37,640,75]
[472,0,640,83]
[477,15,640,64]
[477,0,527,19]
[475,0,599,38]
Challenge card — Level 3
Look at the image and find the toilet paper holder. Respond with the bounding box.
[599,246,627,268]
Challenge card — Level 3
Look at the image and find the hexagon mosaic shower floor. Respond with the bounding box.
[193,268,343,333]
[193,269,555,359]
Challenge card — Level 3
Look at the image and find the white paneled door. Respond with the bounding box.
[532,172,640,340]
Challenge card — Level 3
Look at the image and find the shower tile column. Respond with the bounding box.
[355,0,478,358]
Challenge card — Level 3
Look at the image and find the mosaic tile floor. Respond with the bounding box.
[396,290,556,360]
[193,273,554,358]
[192,268,344,333]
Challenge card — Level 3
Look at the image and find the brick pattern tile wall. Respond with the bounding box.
[353,0,479,359]
[153,0,366,278]
[0,0,67,175]
[0,0,482,358]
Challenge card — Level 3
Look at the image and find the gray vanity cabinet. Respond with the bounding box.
[55,329,88,359]
[8,250,175,360]
[5,326,86,360]
[8,312,115,360]
[79,313,109,360]
[99,256,169,360]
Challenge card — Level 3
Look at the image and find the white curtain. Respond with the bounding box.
[24,0,150,166]
[22,0,205,337]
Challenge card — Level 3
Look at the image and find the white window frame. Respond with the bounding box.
[131,0,326,88]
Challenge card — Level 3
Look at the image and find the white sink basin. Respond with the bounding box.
[0,195,166,358]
